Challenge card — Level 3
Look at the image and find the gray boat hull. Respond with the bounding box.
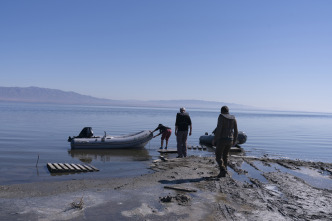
[70,130,153,149]
[199,131,247,147]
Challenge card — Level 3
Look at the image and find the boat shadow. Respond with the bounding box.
[68,148,151,163]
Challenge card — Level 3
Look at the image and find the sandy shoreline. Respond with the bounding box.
[1,155,332,220]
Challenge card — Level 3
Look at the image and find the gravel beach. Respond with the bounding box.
[1,155,332,220]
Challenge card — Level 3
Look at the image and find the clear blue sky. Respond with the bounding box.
[1,1,332,112]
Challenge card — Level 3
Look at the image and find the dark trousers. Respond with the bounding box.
[215,139,233,171]
[176,130,188,157]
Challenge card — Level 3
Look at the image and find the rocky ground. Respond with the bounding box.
[1,155,332,220]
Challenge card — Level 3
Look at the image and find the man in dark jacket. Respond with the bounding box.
[175,107,192,158]
[212,106,238,177]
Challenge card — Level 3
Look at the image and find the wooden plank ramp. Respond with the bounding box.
[158,149,177,153]
[47,163,99,173]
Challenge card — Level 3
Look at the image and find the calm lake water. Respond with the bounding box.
[0,102,331,185]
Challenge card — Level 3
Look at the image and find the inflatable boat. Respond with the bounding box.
[68,127,153,149]
[199,131,247,147]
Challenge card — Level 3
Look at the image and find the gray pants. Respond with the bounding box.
[215,139,233,171]
[176,130,188,157]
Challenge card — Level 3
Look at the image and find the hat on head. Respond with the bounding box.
[220,106,235,119]
[180,107,186,113]
[221,106,229,114]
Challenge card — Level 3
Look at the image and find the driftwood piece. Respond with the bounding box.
[159,156,168,162]
[164,185,197,192]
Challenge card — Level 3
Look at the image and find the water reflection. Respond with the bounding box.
[68,148,151,163]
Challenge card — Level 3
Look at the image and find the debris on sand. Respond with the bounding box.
[71,196,84,210]
[160,194,191,206]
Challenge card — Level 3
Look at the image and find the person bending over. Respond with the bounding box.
[152,124,172,149]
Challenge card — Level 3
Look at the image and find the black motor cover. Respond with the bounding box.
[78,127,94,138]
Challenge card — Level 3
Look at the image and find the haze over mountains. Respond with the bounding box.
[0,86,252,110]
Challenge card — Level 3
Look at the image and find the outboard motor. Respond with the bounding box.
[78,127,94,138]
[237,131,247,144]
[68,127,94,142]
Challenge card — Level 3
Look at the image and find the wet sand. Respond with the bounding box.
[1,155,332,220]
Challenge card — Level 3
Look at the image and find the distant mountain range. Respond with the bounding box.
[0,86,253,110]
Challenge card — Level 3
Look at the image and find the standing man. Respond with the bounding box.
[212,106,238,177]
[175,107,192,158]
